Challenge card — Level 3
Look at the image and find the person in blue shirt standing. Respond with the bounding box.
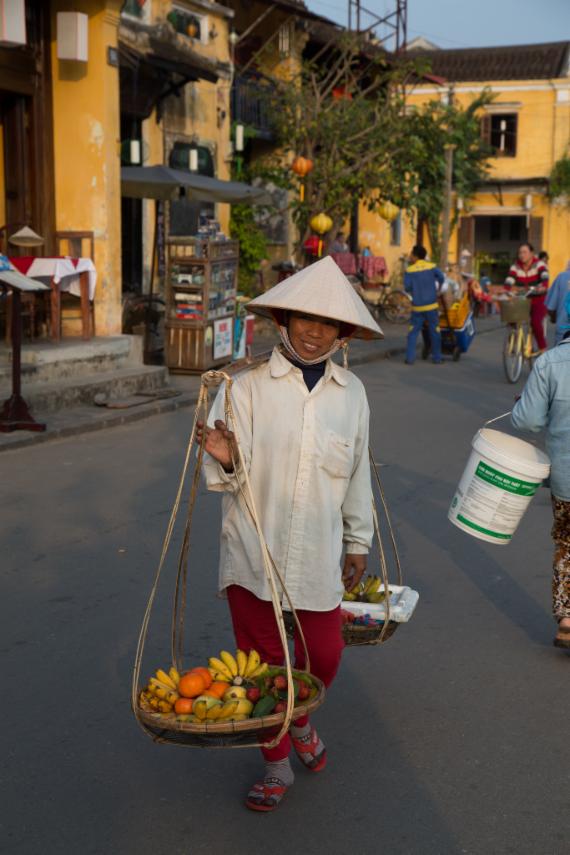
[511,329,570,650]
[545,261,570,345]
[404,245,445,365]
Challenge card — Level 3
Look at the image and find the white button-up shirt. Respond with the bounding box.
[203,347,373,611]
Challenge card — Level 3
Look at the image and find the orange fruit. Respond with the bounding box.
[178,672,206,698]
[208,681,229,699]
[174,697,193,714]
[189,667,212,689]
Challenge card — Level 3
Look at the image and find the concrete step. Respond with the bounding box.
[1,365,168,413]
[0,335,144,383]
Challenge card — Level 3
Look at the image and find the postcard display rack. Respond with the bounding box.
[165,239,239,373]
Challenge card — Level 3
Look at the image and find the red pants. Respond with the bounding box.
[530,294,547,350]
[227,584,344,761]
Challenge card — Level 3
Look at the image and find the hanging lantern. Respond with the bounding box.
[378,201,399,223]
[291,157,314,202]
[309,212,333,257]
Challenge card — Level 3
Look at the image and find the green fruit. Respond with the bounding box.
[252,695,277,718]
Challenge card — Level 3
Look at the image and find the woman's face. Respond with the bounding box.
[288,312,341,360]
[518,245,532,265]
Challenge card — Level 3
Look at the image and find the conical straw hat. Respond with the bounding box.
[8,226,45,247]
[247,256,384,340]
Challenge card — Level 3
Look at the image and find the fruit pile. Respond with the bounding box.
[139,649,320,725]
[343,576,390,603]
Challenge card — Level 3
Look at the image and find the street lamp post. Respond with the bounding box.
[440,143,456,271]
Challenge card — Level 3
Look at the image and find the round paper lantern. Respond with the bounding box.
[310,212,333,235]
[309,213,333,257]
[292,157,314,201]
[291,156,314,177]
[378,201,399,223]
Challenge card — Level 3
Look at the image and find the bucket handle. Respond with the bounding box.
[483,411,512,428]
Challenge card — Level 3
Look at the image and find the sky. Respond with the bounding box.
[304,0,570,50]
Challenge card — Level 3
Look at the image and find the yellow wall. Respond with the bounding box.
[152,0,234,239]
[51,1,122,336]
[406,80,570,181]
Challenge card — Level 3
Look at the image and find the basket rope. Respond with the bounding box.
[344,341,404,645]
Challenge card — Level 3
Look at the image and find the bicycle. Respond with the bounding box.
[348,275,412,324]
[500,290,540,383]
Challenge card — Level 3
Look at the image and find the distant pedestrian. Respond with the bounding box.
[545,260,570,344]
[404,245,444,365]
[511,329,570,649]
[330,232,349,253]
[504,243,549,352]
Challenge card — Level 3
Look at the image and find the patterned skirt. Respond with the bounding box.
[551,496,570,620]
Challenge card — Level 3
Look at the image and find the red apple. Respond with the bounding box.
[274,701,286,713]
[297,683,310,700]
[246,686,261,703]
[273,675,287,691]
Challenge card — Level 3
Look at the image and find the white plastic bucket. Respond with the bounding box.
[448,428,550,545]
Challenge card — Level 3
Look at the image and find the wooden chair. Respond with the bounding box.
[55,230,96,339]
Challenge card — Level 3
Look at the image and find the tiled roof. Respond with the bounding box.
[411,41,570,82]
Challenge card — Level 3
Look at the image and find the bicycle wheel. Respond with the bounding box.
[383,291,411,324]
[503,327,523,383]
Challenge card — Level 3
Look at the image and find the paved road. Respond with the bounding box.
[1,327,568,855]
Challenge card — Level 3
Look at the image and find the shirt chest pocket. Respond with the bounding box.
[320,430,354,479]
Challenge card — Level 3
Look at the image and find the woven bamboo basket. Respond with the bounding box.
[499,298,530,324]
[283,610,398,647]
[136,675,325,748]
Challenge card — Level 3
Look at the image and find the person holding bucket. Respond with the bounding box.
[196,256,380,811]
[511,328,570,649]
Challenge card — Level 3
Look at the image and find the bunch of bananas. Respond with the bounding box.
[343,575,386,604]
[191,696,254,723]
[208,649,268,685]
[140,667,181,713]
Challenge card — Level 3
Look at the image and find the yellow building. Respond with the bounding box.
[374,41,570,284]
[0,1,124,336]
[118,0,235,297]
[0,0,237,342]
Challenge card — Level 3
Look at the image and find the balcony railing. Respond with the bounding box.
[231,75,275,141]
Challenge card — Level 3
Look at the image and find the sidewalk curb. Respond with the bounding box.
[0,325,502,453]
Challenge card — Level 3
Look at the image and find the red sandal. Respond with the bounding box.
[245,777,289,812]
[291,728,327,773]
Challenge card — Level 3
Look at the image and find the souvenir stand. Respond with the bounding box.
[164,238,239,373]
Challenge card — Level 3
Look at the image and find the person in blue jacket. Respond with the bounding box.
[404,245,445,364]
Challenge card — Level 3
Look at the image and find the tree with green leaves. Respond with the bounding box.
[397,93,493,261]
[261,37,492,262]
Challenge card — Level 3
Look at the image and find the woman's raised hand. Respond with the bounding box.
[196,419,237,472]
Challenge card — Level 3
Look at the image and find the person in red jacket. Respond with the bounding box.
[504,242,549,351]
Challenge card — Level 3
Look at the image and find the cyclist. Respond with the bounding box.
[504,242,549,352]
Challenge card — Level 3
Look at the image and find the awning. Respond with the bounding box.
[121,165,272,204]
[119,21,227,119]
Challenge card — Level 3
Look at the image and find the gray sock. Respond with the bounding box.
[291,723,325,765]
[265,757,294,787]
